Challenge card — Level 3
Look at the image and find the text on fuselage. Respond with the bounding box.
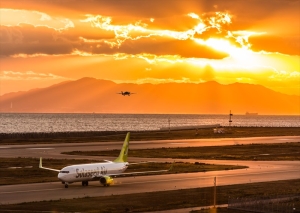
[75,166,107,178]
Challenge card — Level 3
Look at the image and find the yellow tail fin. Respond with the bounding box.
[113,132,130,163]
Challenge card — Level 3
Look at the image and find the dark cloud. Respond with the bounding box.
[249,35,300,55]
[0,24,74,55]
[0,24,228,59]
[117,37,228,59]
[2,0,297,19]
[1,0,202,18]
[1,0,298,56]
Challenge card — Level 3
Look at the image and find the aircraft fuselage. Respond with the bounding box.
[58,162,128,183]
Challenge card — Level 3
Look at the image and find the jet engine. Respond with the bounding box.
[100,176,114,186]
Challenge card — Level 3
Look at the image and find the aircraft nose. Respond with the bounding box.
[58,173,64,180]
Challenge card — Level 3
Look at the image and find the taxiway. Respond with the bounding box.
[0,136,299,204]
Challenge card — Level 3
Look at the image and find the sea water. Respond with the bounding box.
[0,113,299,133]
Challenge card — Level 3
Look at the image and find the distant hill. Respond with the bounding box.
[0,77,299,114]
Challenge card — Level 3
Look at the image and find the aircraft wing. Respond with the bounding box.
[127,161,155,165]
[110,169,168,176]
[39,157,60,172]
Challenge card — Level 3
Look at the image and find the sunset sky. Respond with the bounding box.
[0,0,299,96]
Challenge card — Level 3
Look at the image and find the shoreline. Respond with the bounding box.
[0,127,299,145]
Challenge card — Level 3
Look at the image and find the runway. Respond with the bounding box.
[0,135,299,160]
[0,136,299,204]
[1,161,299,204]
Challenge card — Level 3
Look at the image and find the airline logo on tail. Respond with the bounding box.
[113,132,130,163]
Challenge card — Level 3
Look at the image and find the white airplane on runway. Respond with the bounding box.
[39,132,171,188]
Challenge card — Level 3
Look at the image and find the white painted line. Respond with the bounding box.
[6,166,33,169]
[120,169,300,185]
[168,143,187,145]
[0,188,64,194]
[0,169,298,195]
[27,148,54,150]
[131,141,152,144]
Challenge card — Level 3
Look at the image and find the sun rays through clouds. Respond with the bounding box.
[0,0,299,96]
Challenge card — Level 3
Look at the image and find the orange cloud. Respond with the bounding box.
[249,35,300,55]
[0,8,74,30]
[1,17,230,59]
[0,0,299,97]
[1,70,69,80]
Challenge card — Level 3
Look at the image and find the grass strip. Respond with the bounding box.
[0,179,299,213]
[1,127,300,145]
[0,158,246,185]
[63,142,300,161]
[191,208,280,213]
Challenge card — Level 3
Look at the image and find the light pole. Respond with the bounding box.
[229,110,233,127]
[214,176,217,208]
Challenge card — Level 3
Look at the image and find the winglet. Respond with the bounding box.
[38,157,60,172]
[113,132,130,163]
[39,157,43,168]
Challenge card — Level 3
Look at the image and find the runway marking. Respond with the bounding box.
[120,169,300,185]
[0,169,298,196]
[27,148,54,150]
[131,141,153,144]
[0,188,63,194]
[168,143,187,145]
[6,166,33,169]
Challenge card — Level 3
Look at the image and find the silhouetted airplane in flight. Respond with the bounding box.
[117,91,135,96]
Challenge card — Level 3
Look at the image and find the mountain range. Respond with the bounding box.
[0,77,299,114]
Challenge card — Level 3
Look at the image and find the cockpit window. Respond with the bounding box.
[59,170,69,173]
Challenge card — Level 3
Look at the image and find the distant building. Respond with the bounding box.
[245,112,258,116]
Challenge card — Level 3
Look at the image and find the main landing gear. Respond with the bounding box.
[62,181,88,188]
[82,181,89,186]
[62,181,69,188]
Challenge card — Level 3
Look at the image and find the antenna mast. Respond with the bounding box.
[229,110,233,127]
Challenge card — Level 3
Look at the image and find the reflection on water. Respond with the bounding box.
[0,113,299,133]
